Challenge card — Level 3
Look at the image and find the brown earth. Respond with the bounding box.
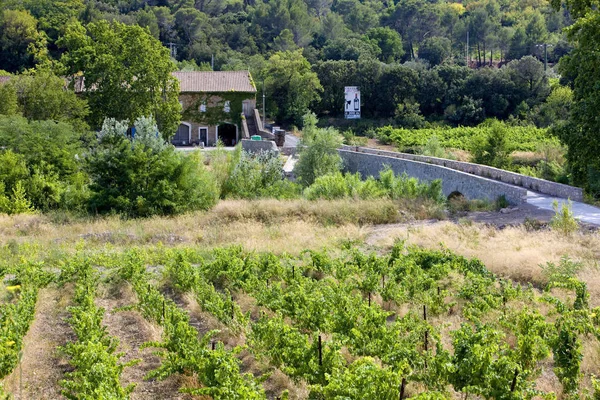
[95,282,192,400]
[3,287,73,399]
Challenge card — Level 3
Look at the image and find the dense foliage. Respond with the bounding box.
[87,117,218,217]
[376,120,556,153]
[0,0,575,129]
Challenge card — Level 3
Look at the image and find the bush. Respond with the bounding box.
[304,168,444,204]
[550,200,578,236]
[224,150,300,199]
[471,120,512,169]
[294,113,343,186]
[87,117,219,217]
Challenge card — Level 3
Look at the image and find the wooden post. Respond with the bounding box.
[318,335,323,366]
[292,265,295,279]
[368,292,371,307]
[399,378,406,400]
[162,300,165,321]
[423,305,427,321]
[510,368,519,392]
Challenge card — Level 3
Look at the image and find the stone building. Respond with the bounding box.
[172,71,257,147]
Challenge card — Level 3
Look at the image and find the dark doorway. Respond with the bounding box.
[218,123,237,146]
[173,123,190,145]
[199,127,208,146]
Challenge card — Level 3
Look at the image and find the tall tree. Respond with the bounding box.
[0,9,48,72]
[58,20,181,137]
[552,0,600,192]
[9,70,89,130]
[263,50,322,126]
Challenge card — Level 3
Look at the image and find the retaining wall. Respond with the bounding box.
[241,139,278,154]
[340,145,583,201]
[339,149,528,204]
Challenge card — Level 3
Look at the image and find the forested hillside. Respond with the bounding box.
[0,0,573,126]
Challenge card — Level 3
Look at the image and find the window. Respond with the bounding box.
[199,102,207,112]
[223,101,231,113]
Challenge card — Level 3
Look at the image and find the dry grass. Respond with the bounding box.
[0,198,445,257]
[367,221,600,305]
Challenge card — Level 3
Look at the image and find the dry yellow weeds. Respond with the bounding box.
[367,221,600,305]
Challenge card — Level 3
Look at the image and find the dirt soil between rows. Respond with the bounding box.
[4,287,73,400]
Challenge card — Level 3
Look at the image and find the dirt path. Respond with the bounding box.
[3,287,73,399]
[95,283,191,400]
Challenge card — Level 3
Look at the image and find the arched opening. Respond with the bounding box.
[217,123,237,146]
[172,123,191,145]
[447,191,464,201]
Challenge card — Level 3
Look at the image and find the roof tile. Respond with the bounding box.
[173,71,256,93]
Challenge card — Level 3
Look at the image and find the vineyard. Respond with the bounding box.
[376,124,557,153]
[1,242,600,399]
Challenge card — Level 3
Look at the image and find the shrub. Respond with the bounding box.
[471,120,512,169]
[294,112,343,186]
[224,150,299,199]
[549,200,578,236]
[304,168,444,204]
[86,117,219,217]
[0,115,84,179]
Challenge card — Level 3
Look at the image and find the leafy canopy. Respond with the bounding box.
[58,20,181,138]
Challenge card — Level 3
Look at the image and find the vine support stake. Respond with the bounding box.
[318,335,323,366]
[510,367,519,392]
[423,305,427,321]
[399,377,406,400]
[368,292,371,307]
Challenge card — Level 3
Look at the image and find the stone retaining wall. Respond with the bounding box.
[341,145,583,201]
[339,149,528,204]
[241,139,278,154]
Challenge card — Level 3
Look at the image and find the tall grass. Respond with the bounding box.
[304,168,444,204]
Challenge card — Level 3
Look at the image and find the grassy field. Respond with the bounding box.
[1,199,600,399]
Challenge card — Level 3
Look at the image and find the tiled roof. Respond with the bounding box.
[173,71,256,93]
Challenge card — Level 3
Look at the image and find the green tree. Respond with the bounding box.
[551,0,600,192]
[9,70,89,130]
[471,120,512,169]
[323,37,380,61]
[22,0,85,44]
[0,9,48,72]
[263,50,322,126]
[0,80,18,116]
[0,115,83,178]
[418,36,452,67]
[313,60,358,116]
[364,27,404,63]
[294,112,342,186]
[59,20,181,138]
